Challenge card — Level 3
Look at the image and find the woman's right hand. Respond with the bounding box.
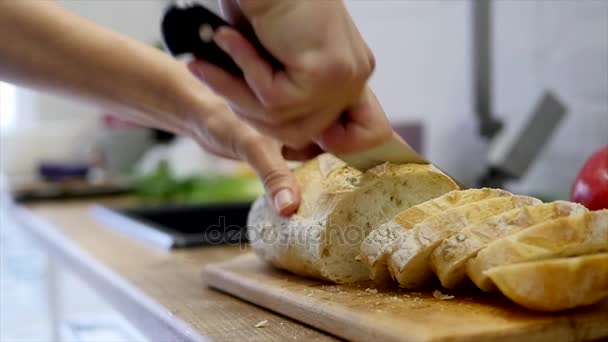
[189,0,392,154]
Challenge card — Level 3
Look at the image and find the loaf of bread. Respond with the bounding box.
[247,154,606,312]
[487,253,608,311]
[466,209,608,292]
[388,195,542,288]
[361,188,513,282]
[247,154,459,283]
[430,201,589,288]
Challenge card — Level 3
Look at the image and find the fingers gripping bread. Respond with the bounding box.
[431,201,589,288]
[247,154,459,283]
[388,195,542,289]
[466,209,608,292]
[486,253,608,312]
[361,188,513,282]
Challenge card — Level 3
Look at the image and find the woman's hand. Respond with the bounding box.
[0,0,311,216]
[180,93,321,216]
[188,0,392,153]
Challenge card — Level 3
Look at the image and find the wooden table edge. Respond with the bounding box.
[13,204,209,342]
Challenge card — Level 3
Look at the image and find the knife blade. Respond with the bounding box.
[161,3,429,171]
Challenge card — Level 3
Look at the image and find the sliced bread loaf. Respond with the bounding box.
[486,253,608,312]
[361,188,513,282]
[430,201,589,288]
[247,154,459,283]
[466,209,608,292]
[388,195,542,288]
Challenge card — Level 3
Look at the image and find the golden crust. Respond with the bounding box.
[389,195,542,289]
[487,253,608,312]
[431,201,589,289]
[391,188,512,228]
[466,210,608,292]
[362,188,512,283]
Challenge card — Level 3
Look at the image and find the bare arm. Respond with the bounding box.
[0,0,218,135]
[0,1,305,215]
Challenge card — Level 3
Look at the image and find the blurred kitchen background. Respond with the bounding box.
[1,0,606,341]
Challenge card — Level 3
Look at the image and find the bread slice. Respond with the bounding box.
[487,253,608,312]
[466,209,608,292]
[431,201,589,288]
[388,195,542,288]
[361,188,513,282]
[247,154,459,283]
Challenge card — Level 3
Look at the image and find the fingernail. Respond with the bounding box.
[214,33,230,53]
[274,189,295,214]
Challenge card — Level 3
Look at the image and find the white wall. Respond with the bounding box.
[347,0,485,187]
[348,0,608,197]
[494,0,608,198]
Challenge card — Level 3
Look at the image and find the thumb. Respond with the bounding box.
[317,87,392,154]
[238,135,301,216]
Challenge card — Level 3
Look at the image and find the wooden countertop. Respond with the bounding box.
[14,198,336,342]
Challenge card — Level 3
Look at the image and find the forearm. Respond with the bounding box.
[0,1,218,135]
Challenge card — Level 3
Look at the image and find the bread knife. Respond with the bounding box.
[161,3,429,170]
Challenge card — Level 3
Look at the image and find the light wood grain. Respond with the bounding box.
[15,200,337,342]
[205,253,608,342]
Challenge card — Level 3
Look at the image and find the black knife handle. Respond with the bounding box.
[161,4,282,78]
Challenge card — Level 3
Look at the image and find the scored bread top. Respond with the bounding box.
[430,201,589,288]
[466,209,608,292]
[361,188,513,282]
[294,154,362,219]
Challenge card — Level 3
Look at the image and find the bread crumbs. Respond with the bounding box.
[433,290,455,300]
[255,320,269,328]
[365,288,378,294]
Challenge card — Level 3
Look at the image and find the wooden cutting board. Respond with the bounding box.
[204,253,608,342]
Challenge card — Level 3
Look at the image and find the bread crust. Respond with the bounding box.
[388,195,542,289]
[466,210,608,292]
[361,188,513,282]
[431,201,589,289]
[487,253,608,311]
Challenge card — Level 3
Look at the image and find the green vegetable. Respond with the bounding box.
[134,161,263,204]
